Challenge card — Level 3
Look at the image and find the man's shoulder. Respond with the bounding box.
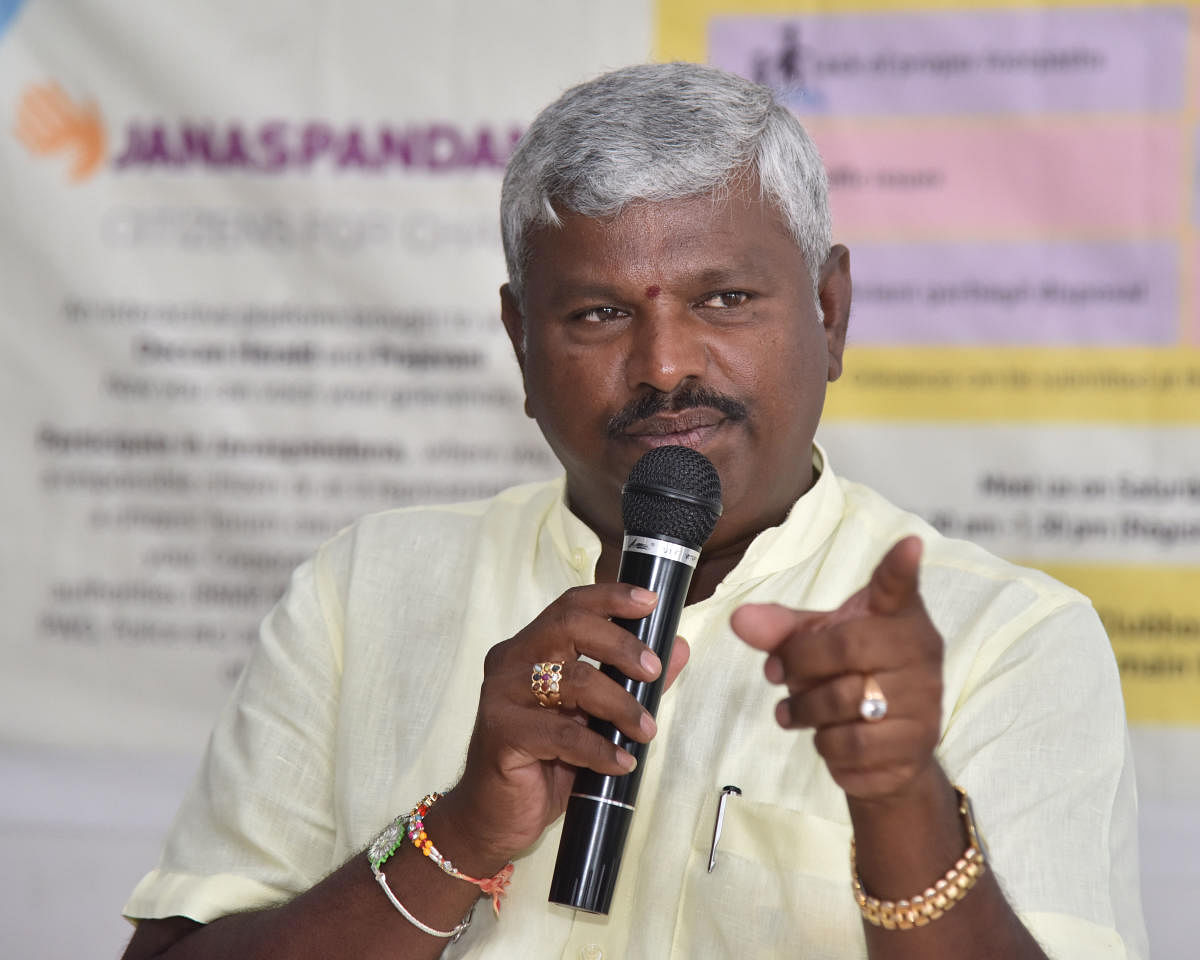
[359,476,562,527]
[833,477,1111,691]
[314,476,566,572]
[835,475,1089,610]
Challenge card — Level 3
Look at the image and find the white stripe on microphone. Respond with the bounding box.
[570,792,636,812]
[621,535,699,568]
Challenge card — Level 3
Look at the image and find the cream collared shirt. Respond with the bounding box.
[125,448,1147,959]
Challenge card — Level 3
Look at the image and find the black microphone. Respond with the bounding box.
[549,444,722,914]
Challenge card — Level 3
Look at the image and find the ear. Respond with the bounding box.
[817,244,851,382]
[500,283,526,371]
[499,283,534,418]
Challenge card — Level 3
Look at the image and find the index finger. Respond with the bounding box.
[522,582,665,680]
[558,581,660,620]
[729,602,829,654]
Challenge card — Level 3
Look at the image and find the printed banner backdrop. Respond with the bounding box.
[0,2,652,957]
[658,1,1199,957]
[0,0,1193,957]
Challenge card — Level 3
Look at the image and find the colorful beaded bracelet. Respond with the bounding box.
[404,792,515,917]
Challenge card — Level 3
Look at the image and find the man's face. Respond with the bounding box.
[502,182,850,555]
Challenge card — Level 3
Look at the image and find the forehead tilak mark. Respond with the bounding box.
[645,285,661,299]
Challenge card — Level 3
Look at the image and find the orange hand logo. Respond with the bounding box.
[14,81,106,182]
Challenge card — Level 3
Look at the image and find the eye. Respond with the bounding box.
[698,291,750,309]
[574,305,627,324]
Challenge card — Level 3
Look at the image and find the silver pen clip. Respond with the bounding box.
[707,784,742,873]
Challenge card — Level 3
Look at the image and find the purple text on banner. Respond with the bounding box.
[846,242,1178,346]
[709,7,1187,116]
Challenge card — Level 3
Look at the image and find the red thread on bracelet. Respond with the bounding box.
[475,862,515,916]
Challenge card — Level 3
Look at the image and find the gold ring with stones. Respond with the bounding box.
[532,661,565,708]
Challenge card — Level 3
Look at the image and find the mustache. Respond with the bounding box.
[606,384,749,438]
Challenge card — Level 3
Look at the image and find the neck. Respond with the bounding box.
[578,460,819,603]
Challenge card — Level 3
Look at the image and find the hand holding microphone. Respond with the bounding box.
[550,444,722,913]
[429,446,720,912]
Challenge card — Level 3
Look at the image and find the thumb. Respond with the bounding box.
[661,636,691,691]
[868,536,923,616]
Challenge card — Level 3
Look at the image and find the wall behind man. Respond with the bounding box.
[1,1,1194,958]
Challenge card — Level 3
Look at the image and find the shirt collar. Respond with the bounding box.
[543,442,844,587]
[715,441,844,588]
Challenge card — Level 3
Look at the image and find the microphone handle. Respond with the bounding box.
[548,543,696,914]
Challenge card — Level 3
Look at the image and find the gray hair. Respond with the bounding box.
[500,62,832,307]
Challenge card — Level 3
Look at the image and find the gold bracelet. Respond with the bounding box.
[850,785,987,931]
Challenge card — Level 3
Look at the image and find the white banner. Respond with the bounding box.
[0,2,650,956]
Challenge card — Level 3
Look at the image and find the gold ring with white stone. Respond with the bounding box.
[859,674,888,723]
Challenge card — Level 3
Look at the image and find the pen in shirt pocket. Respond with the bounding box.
[707,784,742,873]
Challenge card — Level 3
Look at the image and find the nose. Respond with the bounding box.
[624,305,708,394]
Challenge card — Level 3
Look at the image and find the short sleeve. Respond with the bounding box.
[123,547,345,923]
[937,598,1148,960]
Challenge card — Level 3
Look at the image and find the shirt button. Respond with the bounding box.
[579,946,604,960]
[571,548,587,569]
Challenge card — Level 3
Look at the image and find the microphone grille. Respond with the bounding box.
[621,445,722,550]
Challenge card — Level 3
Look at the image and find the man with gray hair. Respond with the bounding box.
[122,62,1146,959]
